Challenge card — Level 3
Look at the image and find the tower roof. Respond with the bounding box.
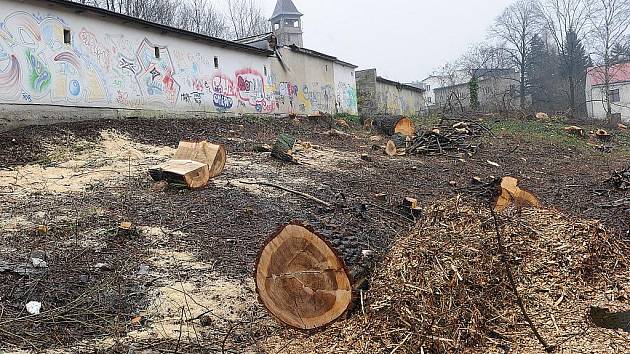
[270,0,303,20]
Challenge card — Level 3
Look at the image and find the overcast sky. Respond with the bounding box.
[251,0,512,82]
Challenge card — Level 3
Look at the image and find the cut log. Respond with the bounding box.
[255,223,353,330]
[373,115,416,136]
[385,140,397,156]
[173,141,226,178]
[271,133,298,163]
[149,160,210,189]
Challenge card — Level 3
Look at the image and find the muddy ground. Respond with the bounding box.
[0,115,628,353]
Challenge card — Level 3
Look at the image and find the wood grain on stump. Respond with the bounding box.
[255,223,352,330]
[173,140,226,178]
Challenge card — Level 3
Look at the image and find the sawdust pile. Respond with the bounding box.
[0,130,174,194]
[264,198,630,353]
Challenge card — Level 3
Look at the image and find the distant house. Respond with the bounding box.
[356,69,426,117]
[586,63,630,123]
[434,69,521,112]
[418,70,471,110]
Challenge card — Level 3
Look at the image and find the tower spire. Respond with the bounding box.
[270,0,303,47]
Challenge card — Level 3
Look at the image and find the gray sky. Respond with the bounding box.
[254,0,513,82]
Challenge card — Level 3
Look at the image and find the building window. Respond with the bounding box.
[427,85,430,91]
[154,47,160,59]
[264,65,267,76]
[214,56,219,69]
[609,89,620,102]
[63,29,71,44]
[428,97,432,103]
[325,64,328,72]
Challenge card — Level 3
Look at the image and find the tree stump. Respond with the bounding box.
[172,141,226,178]
[373,115,416,136]
[271,133,298,163]
[255,223,353,330]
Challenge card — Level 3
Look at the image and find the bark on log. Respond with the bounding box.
[271,133,298,163]
[255,223,353,330]
[373,115,416,136]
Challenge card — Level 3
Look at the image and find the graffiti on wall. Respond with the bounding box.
[0,10,358,115]
[336,81,357,113]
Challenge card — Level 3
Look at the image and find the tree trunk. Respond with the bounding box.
[372,115,416,136]
[255,223,354,330]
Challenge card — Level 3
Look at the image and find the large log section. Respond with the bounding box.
[255,223,353,330]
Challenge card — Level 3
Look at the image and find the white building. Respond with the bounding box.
[0,0,358,130]
[586,63,630,123]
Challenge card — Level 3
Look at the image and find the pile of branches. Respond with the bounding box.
[274,198,630,353]
[401,118,490,156]
[606,167,630,191]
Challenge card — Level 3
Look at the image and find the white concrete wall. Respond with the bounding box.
[0,0,358,119]
[586,80,630,123]
[333,63,358,115]
[375,80,425,116]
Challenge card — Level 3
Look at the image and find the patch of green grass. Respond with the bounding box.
[487,118,630,156]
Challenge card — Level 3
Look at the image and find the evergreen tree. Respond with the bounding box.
[611,43,630,64]
[560,29,591,117]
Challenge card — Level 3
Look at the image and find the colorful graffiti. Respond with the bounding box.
[0,9,358,115]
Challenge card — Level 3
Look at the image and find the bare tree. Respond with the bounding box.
[491,0,542,109]
[587,0,630,120]
[226,0,270,39]
[177,0,229,38]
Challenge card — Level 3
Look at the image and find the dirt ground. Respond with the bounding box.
[0,115,628,353]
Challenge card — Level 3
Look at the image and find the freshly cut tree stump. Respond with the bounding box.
[255,223,353,330]
[373,115,416,136]
[271,133,298,163]
[149,160,210,189]
[173,141,226,178]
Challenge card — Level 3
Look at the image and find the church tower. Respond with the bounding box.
[270,0,303,47]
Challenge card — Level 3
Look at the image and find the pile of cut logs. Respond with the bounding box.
[377,116,489,157]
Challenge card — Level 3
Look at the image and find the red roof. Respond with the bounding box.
[588,63,630,86]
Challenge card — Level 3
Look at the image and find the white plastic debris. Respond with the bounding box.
[26,301,42,315]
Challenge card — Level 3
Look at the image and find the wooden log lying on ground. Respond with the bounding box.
[149,140,226,189]
[173,140,226,178]
[373,115,416,136]
[149,160,210,189]
[255,223,353,330]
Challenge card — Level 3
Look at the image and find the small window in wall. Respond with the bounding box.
[428,97,432,103]
[63,29,71,44]
[154,47,160,59]
[325,64,328,72]
[214,56,219,69]
[351,72,354,77]
[264,66,267,76]
[274,22,280,30]
[609,89,620,102]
